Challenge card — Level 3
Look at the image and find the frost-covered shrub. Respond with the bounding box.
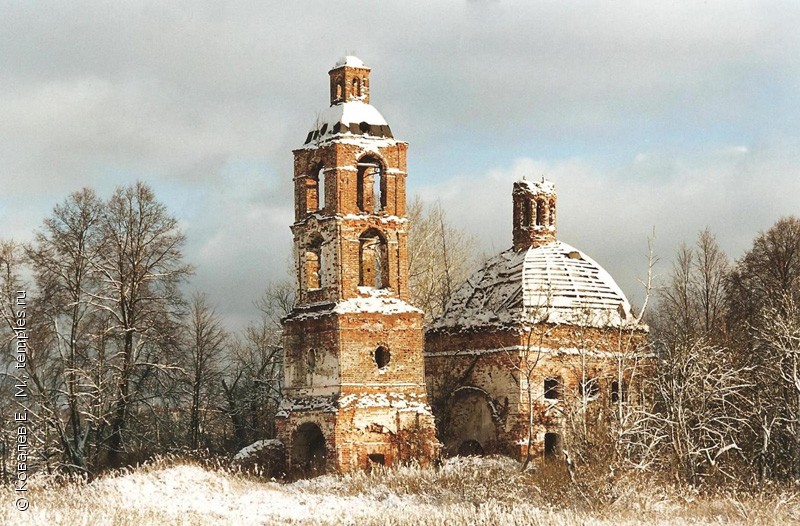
[231,439,285,477]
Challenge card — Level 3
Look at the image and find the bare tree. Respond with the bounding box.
[222,280,292,449]
[89,182,192,466]
[183,292,228,450]
[728,216,800,479]
[23,189,105,471]
[407,197,479,322]
[654,338,752,482]
[653,228,729,347]
[505,323,553,471]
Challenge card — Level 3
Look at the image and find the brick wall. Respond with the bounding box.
[424,324,648,460]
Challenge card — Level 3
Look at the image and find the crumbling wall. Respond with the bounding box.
[425,324,648,461]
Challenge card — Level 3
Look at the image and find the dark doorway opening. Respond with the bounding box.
[544,432,561,460]
[458,439,485,456]
[292,422,326,476]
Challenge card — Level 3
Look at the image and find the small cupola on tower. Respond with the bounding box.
[329,56,370,105]
[512,178,557,251]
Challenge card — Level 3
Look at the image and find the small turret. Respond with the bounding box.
[512,178,557,251]
[329,55,371,105]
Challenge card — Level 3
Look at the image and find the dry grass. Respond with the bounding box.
[1,455,798,525]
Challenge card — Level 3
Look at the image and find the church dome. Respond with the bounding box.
[429,240,637,332]
[304,100,393,145]
[335,55,367,68]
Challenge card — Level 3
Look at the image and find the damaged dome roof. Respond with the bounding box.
[429,240,639,332]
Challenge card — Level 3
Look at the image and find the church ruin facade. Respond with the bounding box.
[275,57,439,475]
[424,179,649,461]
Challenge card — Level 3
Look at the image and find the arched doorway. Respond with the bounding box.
[292,422,326,475]
[445,387,497,456]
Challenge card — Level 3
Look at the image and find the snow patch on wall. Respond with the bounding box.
[334,288,422,315]
[339,391,433,415]
[276,396,338,417]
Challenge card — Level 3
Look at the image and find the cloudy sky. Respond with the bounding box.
[2,1,799,328]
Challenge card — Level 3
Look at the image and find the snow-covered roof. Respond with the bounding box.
[334,55,368,68]
[285,288,421,322]
[304,101,393,145]
[334,287,422,315]
[429,241,639,331]
[516,178,556,196]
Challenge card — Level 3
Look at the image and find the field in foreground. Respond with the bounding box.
[2,456,798,525]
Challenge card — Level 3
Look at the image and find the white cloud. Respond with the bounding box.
[1,1,798,327]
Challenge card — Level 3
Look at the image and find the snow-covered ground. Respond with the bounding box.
[2,456,797,525]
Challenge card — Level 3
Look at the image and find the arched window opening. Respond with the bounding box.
[316,166,325,211]
[374,345,390,369]
[306,348,317,372]
[544,377,560,400]
[336,82,343,100]
[305,163,324,213]
[305,237,323,291]
[352,78,361,97]
[522,200,532,227]
[611,380,627,404]
[356,156,385,213]
[536,200,546,227]
[359,229,388,288]
[549,199,556,226]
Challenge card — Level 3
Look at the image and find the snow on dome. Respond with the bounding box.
[315,101,387,129]
[429,241,638,331]
[304,101,394,145]
[334,55,367,68]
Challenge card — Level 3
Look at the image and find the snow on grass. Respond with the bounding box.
[1,456,797,525]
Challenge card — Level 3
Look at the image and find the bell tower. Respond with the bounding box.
[277,57,439,475]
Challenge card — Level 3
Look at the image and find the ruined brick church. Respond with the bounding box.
[276,57,646,474]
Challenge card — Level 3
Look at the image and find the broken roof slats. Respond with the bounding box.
[431,241,637,331]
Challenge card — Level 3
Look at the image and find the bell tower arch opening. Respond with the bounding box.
[359,229,388,289]
[356,156,385,214]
